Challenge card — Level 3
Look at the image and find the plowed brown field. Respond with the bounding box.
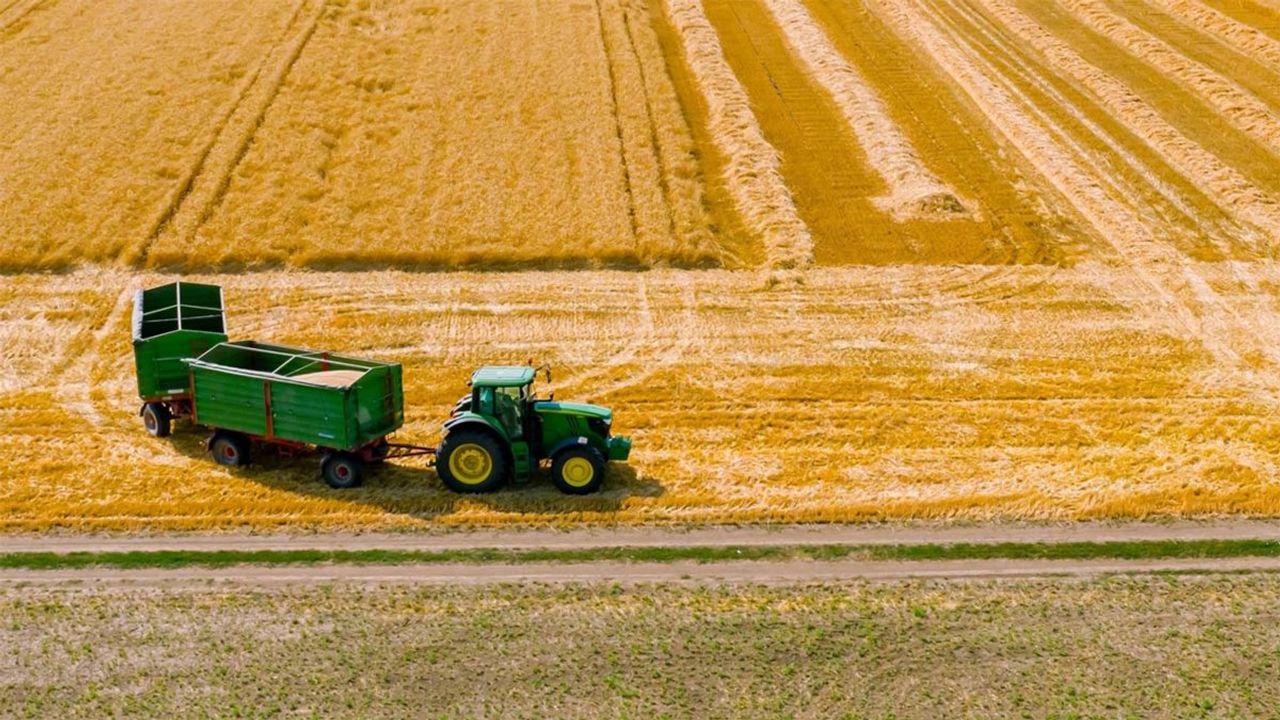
[3,0,1280,529]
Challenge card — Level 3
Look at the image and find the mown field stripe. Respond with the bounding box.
[1062,0,1280,159]
[662,0,814,271]
[1143,0,1280,93]
[982,0,1280,245]
[760,0,965,221]
[4,539,1280,570]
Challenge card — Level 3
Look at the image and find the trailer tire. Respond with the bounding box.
[551,446,606,495]
[321,452,364,489]
[210,432,250,467]
[142,402,171,438]
[438,430,508,493]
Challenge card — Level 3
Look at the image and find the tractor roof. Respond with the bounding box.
[470,365,536,388]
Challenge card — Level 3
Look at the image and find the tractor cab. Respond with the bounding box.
[437,365,631,494]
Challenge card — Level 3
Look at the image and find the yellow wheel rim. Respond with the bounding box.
[448,443,493,485]
[561,456,595,488]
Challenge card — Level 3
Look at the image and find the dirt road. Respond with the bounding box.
[2,556,1278,587]
[6,519,1280,554]
[3,521,1280,586]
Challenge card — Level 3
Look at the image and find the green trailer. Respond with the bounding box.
[183,340,414,488]
[132,282,428,488]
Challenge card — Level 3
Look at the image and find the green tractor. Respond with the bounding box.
[437,365,631,494]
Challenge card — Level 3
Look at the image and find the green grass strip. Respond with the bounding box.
[1,539,1278,571]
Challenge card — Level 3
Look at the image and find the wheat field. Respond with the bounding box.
[4,0,1280,529]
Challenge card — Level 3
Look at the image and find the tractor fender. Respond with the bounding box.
[443,412,505,439]
[545,436,593,460]
[442,415,513,466]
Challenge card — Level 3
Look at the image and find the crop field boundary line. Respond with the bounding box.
[9,520,1280,553]
[133,0,326,268]
[5,548,1280,586]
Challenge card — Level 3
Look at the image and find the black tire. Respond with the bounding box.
[551,446,606,495]
[142,402,171,438]
[210,432,250,467]
[321,452,364,489]
[437,430,508,493]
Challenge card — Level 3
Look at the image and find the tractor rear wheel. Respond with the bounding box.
[210,432,250,467]
[142,402,171,438]
[438,430,508,493]
[552,447,605,495]
[321,452,364,489]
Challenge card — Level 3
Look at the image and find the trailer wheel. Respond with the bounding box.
[437,430,508,493]
[321,452,364,489]
[210,432,250,467]
[551,447,606,495]
[142,402,171,438]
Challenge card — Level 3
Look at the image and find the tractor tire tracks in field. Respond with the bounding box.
[132,0,326,267]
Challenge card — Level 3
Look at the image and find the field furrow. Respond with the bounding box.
[1200,0,1280,44]
[800,0,1087,266]
[703,0,1056,265]
[926,0,1220,256]
[0,0,42,34]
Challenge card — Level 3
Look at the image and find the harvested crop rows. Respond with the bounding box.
[5,266,1280,530]
[4,0,1280,529]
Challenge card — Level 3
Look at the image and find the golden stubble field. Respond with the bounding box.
[3,0,1280,529]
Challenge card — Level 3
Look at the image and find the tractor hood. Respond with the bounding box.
[532,401,612,422]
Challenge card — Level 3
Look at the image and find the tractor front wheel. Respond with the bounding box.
[142,402,171,438]
[210,432,250,468]
[321,452,364,489]
[437,431,508,493]
[552,447,605,495]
